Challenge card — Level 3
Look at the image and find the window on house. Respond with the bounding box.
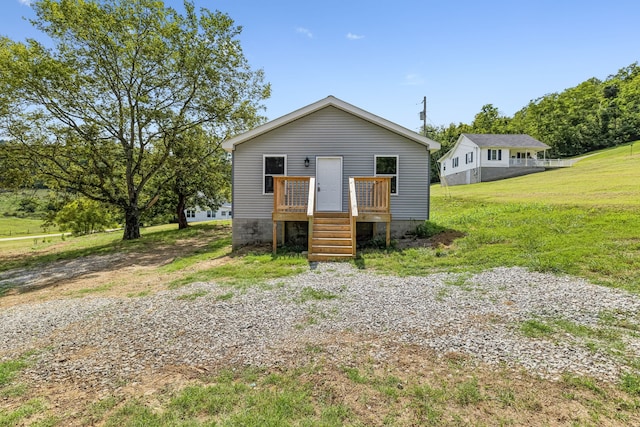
[221,211,227,217]
[452,157,459,168]
[465,152,473,164]
[186,210,195,218]
[206,210,212,218]
[488,149,502,161]
[263,155,286,194]
[375,155,398,195]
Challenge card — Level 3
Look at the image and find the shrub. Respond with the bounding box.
[55,198,117,235]
[415,221,447,238]
[17,198,38,213]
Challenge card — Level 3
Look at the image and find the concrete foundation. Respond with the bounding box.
[442,167,545,186]
[232,218,421,249]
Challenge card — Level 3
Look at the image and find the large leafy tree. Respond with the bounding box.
[0,0,269,239]
[160,125,233,229]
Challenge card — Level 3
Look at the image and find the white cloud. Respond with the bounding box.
[296,27,313,38]
[403,73,424,86]
[346,32,364,40]
[18,0,32,5]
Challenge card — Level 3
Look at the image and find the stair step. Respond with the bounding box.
[313,229,351,237]
[308,253,354,262]
[314,217,351,225]
[313,224,350,232]
[308,212,355,261]
[312,237,352,246]
[314,212,349,219]
[311,245,353,254]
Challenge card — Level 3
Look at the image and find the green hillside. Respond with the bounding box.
[434,142,640,206]
[366,142,640,291]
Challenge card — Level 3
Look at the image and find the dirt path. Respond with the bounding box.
[0,225,234,308]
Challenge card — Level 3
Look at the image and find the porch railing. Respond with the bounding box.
[307,177,316,254]
[348,178,358,257]
[273,176,311,214]
[509,158,576,168]
[352,177,391,214]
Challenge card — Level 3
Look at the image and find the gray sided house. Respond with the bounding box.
[438,133,560,186]
[222,96,441,260]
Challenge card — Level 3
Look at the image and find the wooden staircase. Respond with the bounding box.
[307,212,355,262]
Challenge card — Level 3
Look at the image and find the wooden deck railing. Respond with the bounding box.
[273,176,311,214]
[348,178,358,256]
[350,177,391,248]
[307,177,316,254]
[273,176,391,253]
[352,177,391,214]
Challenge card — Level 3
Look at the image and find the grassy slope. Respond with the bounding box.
[0,189,58,236]
[364,142,640,291]
[439,142,640,207]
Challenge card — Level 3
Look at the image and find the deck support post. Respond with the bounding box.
[281,221,285,248]
[386,221,391,247]
[272,220,278,254]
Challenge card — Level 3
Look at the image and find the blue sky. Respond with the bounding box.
[3,0,640,132]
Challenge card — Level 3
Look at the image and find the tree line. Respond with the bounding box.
[0,0,268,239]
[426,62,640,181]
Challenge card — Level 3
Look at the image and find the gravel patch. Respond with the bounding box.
[1,264,639,388]
[0,253,127,291]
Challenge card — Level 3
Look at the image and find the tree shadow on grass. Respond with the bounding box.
[0,223,232,298]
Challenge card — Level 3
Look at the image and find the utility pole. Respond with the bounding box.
[419,96,427,135]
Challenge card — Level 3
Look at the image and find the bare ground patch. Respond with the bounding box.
[0,225,233,307]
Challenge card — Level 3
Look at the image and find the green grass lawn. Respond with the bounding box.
[2,145,640,426]
[0,189,57,237]
[0,217,56,237]
[362,142,640,292]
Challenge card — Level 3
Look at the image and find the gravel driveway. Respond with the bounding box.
[1,263,639,389]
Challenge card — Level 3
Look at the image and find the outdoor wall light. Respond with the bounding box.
[304,157,310,167]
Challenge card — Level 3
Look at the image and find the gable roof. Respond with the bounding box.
[462,133,550,149]
[222,95,441,152]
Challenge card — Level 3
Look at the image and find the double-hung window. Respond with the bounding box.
[452,157,459,168]
[488,149,502,161]
[263,154,286,194]
[465,152,473,164]
[375,155,398,195]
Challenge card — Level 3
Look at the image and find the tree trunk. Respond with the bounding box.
[176,193,189,230]
[123,206,141,240]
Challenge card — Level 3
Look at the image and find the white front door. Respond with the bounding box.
[316,157,342,211]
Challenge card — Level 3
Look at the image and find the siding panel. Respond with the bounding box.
[233,106,430,220]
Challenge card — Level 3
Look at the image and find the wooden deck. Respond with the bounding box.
[272,176,391,260]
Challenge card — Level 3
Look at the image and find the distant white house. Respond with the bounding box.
[438,133,573,186]
[185,203,232,223]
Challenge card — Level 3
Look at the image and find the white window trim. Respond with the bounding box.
[263,154,287,195]
[374,154,399,196]
[488,149,502,161]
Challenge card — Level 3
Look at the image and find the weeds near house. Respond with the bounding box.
[520,319,554,338]
[621,373,640,396]
[455,377,483,406]
[215,292,234,301]
[169,252,308,289]
[295,286,338,303]
[176,290,209,301]
[0,358,27,387]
